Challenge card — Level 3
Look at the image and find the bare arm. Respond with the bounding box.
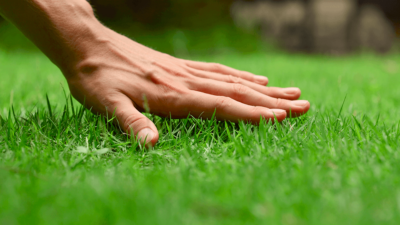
[0,0,310,146]
[0,0,102,73]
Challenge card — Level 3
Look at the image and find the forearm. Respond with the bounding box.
[0,0,105,74]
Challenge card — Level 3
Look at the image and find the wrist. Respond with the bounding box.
[0,0,109,77]
[55,19,110,77]
[35,1,108,74]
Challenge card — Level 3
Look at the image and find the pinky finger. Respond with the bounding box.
[184,60,269,85]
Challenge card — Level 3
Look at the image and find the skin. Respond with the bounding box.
[0,0,310,146]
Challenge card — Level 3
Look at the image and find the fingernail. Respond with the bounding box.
[137,128,155,144]
[284,88,300,95]
[293,100,310,107]
[255,75,268,84]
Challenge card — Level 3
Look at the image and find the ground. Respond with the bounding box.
[1,23,400,225]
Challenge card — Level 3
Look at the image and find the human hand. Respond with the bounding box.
[66,27,310,146]
[0,0,309,146]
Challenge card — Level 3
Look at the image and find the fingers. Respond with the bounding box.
[190,79,310,117]
[182,90,287,123]
[184,60,269,85]
[186,68,301,100]
[110,94,159,146]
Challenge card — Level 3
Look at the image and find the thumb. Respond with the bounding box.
[111,95,159,146]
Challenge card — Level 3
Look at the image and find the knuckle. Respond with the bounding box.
[228,75,241,84]
[275,98,284,107]
[232,84,249,97]
[149,60,156,66]
[250,106,263,117]
[174,70,191,78]
[263,87,272,95]
[215,96,233,109]
[157,80,189,95]
[211,63,223,71]
[182,76,199,88]
[155,87,188,107]
[144,69,158,80]
[158,86,177,98]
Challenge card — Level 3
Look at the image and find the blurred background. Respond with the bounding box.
[0,0,399,56]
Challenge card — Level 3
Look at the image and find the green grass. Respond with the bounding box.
[2,22,400,225]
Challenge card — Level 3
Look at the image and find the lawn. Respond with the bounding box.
[1,23,400,225]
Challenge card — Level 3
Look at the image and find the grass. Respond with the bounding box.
[2,22,400,225]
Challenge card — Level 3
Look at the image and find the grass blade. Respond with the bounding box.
[334,94,347,131]
[45,94,53,118]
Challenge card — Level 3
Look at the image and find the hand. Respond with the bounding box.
[66,27,310,146]
[0,0,308,146]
